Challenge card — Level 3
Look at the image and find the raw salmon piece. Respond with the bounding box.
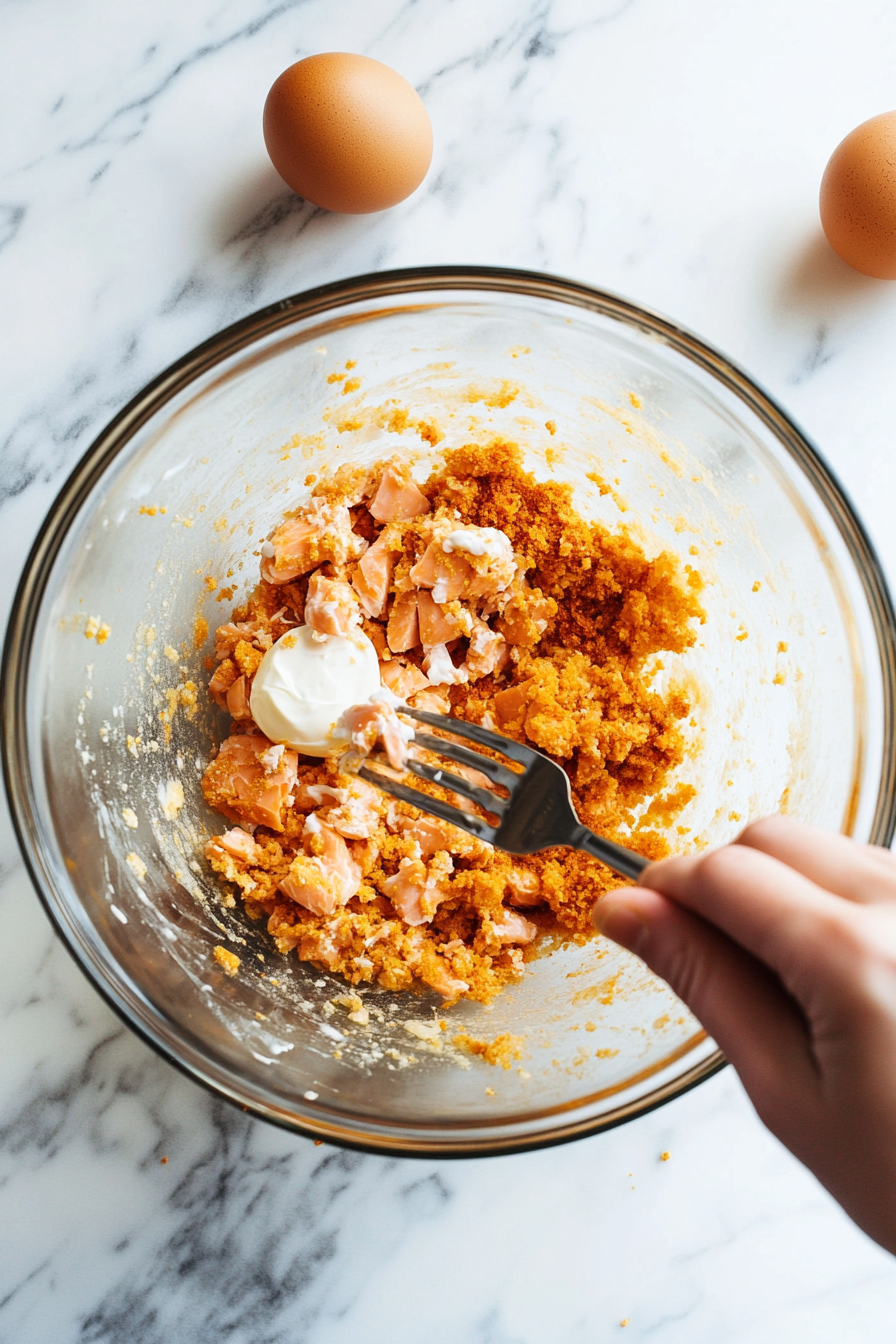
[382,855,452,926]
[293,920,344,968]
[214,621,260,661]
[496,585,555,646]
[260,499,366,584]
[341,702,381,756]
[409,542,473,603]
[505,868,542,907]
[304,570,361,638]
[464,619,507,679]
[494,679,534,724]
[420,958,470,1000]
[416,590,462,649]
[279,814,362,915]
[342,701,412,770]
[323,778,383,840]
[206,827,262,865]
[295,780,347,808]
[491,908,538,944]
[396,815,489,859]
[423,643,469,686]
[379,659,430,699]
[407,686,451,714]
[368,463,430,522]
[442,527,517,597]
[202,734,298,832]
[398,817,454,857]
[387,592,420,653]
[208,658,238,708]
[411,524,516,601]
[226,674,252,720]
[351,533,396,618]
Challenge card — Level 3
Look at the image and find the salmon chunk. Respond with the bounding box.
[206,827,262,865]
[382,854,452,925]
[379,659,430,699]
[225,674,252,720]
[505,867,542,907]
[351,532,396,618]
[320,778,383,840]
[368,463,430,522]
[410,523,516,602]
[260,499,366,584]
[422,643,469,686]
[342,700,413,770]
[387,592,420,653]
[409,542,473,603]
[413,947,470,1000]
[396,815,488,859]
[464,619,507,679]
[214,620,261,661]
[304,570,361,638]
[279,813,362,916]
[208,658,238,709]
[491,908,538,944]
[496,585,555,646]
[202,734,298,831]
[416,589,462,650]
[494,678,534,724]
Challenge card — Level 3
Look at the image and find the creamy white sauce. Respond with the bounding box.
[441,527,512,560]
[250,625,380,755]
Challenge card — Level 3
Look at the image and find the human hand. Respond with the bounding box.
[593,815,896,1254]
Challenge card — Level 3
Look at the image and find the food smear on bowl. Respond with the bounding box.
[201,443,704,1005]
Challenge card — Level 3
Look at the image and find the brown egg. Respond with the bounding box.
[262,53,432,214]
[819,111,896,279]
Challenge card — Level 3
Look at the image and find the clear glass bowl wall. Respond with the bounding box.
[6,270,895,1154]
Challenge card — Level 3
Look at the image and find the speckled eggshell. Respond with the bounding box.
[819,110,896,279]
[262,52,433,214]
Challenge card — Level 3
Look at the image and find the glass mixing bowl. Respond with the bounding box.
[5,267,896,1156]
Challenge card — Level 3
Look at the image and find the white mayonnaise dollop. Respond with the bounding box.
[249,626,380,756]
[441,527,512,560]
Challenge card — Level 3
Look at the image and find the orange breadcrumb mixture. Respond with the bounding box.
[200,443,704,1004]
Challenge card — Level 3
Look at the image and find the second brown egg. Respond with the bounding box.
[819,110,896,279]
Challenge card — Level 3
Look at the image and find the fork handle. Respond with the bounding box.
[569,825,650,882]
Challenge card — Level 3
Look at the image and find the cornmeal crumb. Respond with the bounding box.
[213,945,241,977]
[660,1150,671,1161]
[125,851,147,881]
[454,1031,525,1069]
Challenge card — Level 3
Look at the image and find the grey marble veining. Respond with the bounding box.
[4,0,896,1340]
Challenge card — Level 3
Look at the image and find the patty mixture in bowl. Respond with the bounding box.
[201,442,704,1003]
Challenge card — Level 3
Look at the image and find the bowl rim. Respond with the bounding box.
[4,263,896,1156]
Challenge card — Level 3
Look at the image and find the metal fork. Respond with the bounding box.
[358,707,649,882]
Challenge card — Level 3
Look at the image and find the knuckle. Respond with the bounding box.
[695,844,751,893]
[738,815,786,848]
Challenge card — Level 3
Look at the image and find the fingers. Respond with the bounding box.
[638,843,849,990]
[593,887,819,1109]
[736,815,896,906]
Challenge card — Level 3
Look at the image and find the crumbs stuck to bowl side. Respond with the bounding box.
[5,268,894,1155]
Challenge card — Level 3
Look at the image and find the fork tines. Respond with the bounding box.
[357,706,527,842]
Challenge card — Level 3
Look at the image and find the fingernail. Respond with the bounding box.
[592,899,649,954]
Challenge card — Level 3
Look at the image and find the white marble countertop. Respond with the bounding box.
[4,1,896,1339]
